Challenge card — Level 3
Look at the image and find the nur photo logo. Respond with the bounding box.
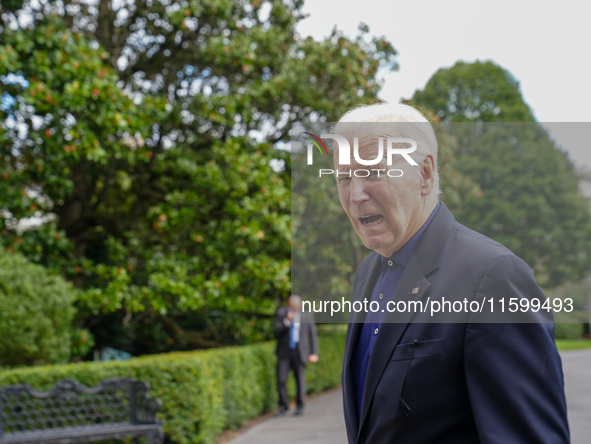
[301,132,419,178]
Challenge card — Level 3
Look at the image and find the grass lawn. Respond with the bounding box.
[555,339,591,351]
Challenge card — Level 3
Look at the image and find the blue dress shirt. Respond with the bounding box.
[351,202,440,421]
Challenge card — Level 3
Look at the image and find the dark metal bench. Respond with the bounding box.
[0,378,164,443]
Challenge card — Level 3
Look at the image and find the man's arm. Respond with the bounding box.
[274,308,290,339]
[464,255,569,444]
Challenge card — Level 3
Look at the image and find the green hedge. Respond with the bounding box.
[0,332,346,444]
[554,323,585,340]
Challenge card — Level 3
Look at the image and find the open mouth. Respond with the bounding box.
[359,215,384,226]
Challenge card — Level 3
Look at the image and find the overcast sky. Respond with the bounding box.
[296,0,591,166]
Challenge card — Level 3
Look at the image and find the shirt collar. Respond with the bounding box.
[381,202,441,268]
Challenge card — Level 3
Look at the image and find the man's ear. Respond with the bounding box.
[420,154,435,196]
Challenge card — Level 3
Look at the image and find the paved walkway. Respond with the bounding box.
[562,349,591,444]
[230,350,591,443]
[229,388,347,444]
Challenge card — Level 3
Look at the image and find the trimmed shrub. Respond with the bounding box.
[554,323,585,340]
[0,332,346,444]
[0,248,76,366]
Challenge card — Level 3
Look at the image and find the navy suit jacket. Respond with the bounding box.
[342,202,569,443]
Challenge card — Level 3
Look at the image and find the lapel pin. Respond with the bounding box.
[411,287,420,295]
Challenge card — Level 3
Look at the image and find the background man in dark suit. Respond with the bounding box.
[334,104,570,443]
[274,294,319,417]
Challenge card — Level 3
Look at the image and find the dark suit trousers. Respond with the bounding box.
[277,348,306,409]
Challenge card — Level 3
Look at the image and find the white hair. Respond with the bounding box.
[335,102,441,199]
[289,294,302,305]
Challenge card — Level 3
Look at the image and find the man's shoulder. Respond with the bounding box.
[451,221,511,252]
[275,306,288,317]
[353,218,532,286]
[446,221,530,274]
[355,221,516,268]
[301,311,316,324]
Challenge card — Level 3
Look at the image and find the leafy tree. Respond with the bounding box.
[410,61,591,287]
[0,246,77,366]
[410,60,535,122]
[0,2,398,353]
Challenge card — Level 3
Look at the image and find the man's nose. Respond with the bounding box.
[350,178,370,204]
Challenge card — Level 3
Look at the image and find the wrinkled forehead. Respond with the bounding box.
[332,121,415,142]
[332,122,418,156]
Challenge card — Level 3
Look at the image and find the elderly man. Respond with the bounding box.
[335,104,569,443]
[274,294,319,417]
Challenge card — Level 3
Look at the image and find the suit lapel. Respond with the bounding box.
[343,252,382,439]
[356,203,456,437]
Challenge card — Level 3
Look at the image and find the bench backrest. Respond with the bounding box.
[0,378,156,434]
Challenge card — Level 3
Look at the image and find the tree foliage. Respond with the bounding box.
[410,60,591,287]
[411,60,535,122]
[0,1,397,353]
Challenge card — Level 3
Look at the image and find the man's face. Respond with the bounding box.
[334,133,428,258]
